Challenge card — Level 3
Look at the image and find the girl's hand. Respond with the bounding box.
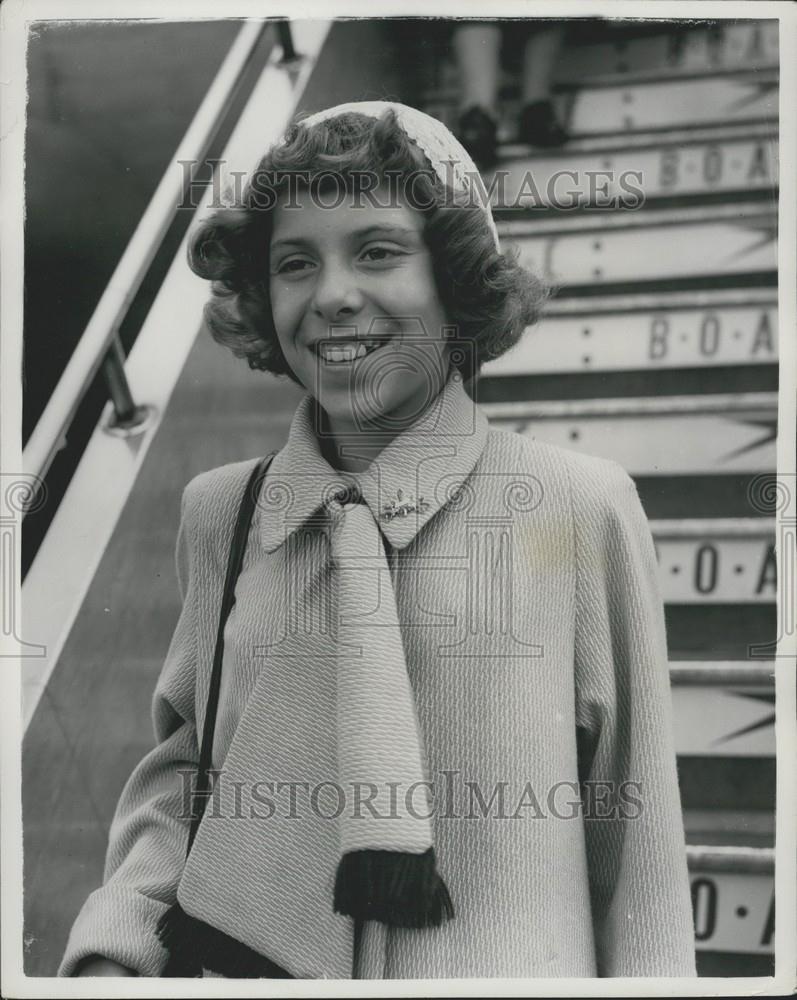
[76,956,137,976]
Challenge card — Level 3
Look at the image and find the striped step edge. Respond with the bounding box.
[496,199,775,236]
[426,21,778,91]
[431,62,781,101]
[494,120,777,160]
[687,844,774,874]
[538,287,777,317]
[670,661,774,685]
[552,21,779,86]
[552,64,780,90]
[648,517,774,539]
[480,298,778,376]
[484,394,778,478]
[482,390,777,420]
[424,70,778,134]
[424,65,779,106]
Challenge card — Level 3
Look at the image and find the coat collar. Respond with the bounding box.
[259,373,488,553]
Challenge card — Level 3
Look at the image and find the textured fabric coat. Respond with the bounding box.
[58,374,697,979]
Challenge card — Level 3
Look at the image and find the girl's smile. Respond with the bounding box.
[268,183,453,463]
[312,316,404,367]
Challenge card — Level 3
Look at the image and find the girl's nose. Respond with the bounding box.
[311,263,365,321]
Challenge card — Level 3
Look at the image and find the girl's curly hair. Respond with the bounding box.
[187,107,547,386]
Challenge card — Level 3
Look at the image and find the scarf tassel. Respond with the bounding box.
[156,901,293,979]
[334,847,455,928]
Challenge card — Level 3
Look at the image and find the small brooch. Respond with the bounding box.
[380,488,430,521]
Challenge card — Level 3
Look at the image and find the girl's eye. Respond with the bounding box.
[361,246,402,263]
[276,258,313,275]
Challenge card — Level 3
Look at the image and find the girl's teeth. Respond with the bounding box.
[319,340,382,363]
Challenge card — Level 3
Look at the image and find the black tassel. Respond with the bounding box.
[333,848,455,928]
[156,901,293,979]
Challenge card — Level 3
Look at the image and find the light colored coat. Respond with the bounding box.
[58,375,697,979]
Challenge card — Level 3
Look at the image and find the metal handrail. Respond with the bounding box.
[22,19,274,484]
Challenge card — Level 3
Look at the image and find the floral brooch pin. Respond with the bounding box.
[380,488,430,521]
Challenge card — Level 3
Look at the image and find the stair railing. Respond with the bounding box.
[22,18,300,488]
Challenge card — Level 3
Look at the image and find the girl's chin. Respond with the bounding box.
[317,388,438,435]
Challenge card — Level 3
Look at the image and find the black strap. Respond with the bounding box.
[186,452,276,854]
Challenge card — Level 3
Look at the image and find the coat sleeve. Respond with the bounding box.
[58,479,204,977]
[569,455,697,977]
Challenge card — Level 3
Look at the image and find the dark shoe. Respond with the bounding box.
[517,100,568,148]
[456,105,499,170]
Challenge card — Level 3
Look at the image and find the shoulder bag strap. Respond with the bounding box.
[186,452,276,854]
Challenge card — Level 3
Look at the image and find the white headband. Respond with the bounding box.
[295,100,501,251]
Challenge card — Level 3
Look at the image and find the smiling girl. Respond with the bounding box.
[60,102,696,980]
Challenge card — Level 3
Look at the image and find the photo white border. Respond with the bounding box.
[2,0,795,997]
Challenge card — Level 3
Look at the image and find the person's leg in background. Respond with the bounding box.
[452,20,501,168]
[518,25,568,147]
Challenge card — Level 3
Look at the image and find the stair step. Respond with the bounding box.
[498,203,776,292]
[481,295,777,375]
[650,518,775,605]
[427,21,778,94]
[568,72,778,136]
[554,21,779,84]
[497,120,776,158]
[489,133,775,212]
[485,392,777,475]
[670,661,774,757]
[424,71,777,142]
[686,845,774,955]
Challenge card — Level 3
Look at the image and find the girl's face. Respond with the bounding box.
[268,182,452,433]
